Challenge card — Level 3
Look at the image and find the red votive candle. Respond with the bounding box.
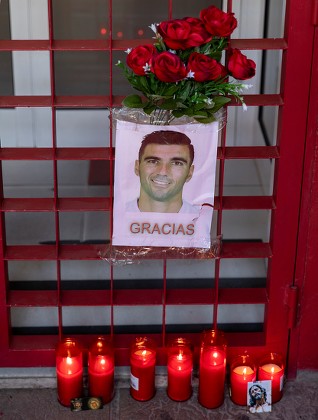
[258,353,285,403]
[230,355,257,405]
[56,338,83,406]
[198,329,227,409]
[167,338,193,401]
[88,336,115,404]
[130,337,157,401]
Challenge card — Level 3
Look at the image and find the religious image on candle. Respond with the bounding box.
[247,380,272,413]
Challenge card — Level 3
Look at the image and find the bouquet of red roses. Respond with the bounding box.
[116,5,256,124]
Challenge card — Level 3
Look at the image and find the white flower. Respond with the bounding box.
[143,63,151,73]
[242,103,248,111]
[204,98,213,105]
[149,23,158,34]
[125,48,132,54]
[117,60,121,65]
[168,49,177,55]
[187,70,195,79]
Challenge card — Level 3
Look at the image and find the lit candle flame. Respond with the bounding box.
[243,367,247,375]
[66,356,72,365]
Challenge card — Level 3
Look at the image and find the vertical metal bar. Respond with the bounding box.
[108,0,114,339]
[313,0,318,26]
[162,259,167,347]
[0,162,10,350]
[213,0,232,329]
[47,0,62,338]
[168,0,173,19]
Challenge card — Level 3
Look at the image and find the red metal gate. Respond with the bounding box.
[0,0,315,371]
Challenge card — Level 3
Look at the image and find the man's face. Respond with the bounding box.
[250,386,263,400]
[135,143,194,203]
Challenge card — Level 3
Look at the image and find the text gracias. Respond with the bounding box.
[130,222,195,235]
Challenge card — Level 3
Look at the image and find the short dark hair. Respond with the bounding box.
[139,130,194,164]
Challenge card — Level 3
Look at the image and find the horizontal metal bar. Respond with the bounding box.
[0,147,113,160]
[0,38,287,51]
[4,241,272,261]
[0,94,283,108]
[0,146,277,161]
[1,196,273,213]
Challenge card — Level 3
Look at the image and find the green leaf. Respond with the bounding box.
[172,109,186,118]
[213,96,231,106]
[160,99,179,110]
[122,94,144,108]
[194,114,217,124]
[143,104,157,115]
[192,110,208,118]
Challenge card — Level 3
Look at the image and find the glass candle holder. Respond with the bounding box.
[230,354,257,405]
[130,337,157,401]
[56,337,83,406]
[198,329,227,409]
[258,352,285,403]
[167,338,193,402]
[88,336,115,404]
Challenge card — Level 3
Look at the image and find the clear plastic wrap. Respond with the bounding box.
[104,106,224,265]
[111,106,227,131]
[99,235,222,266]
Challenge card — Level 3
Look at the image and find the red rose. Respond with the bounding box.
[151,51,187,83]
[182,17,213,48]
[157,19,191,50]
[157,18,212,50]
[200,5,237,37]
[227,48,256,80]
[126,45,157,76]
[187,52,227,82]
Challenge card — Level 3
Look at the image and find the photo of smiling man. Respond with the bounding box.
[127,130,197,214]
[112,120,219,248]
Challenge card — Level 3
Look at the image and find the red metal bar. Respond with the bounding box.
[0,38,287,51]
[288,18,318,374]
[263,0,315,361]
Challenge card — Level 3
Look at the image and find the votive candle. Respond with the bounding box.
[167,338,193,401]
[258,353,285,403]
[198,329,227,409]
[230,355,257,405]
[130,337,157,401]
[88,336,114,404]
[56,338,83,406]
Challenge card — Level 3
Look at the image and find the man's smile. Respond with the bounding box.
[151,176,171,186]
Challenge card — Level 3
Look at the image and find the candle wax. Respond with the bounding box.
[198,349,226,409]
[167,353,192,401]
[130,349,156,401]
[258,363,284,403]
[56,356,83,406]
[230,365,256,405]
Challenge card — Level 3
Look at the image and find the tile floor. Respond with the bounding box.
[0,370,317,419]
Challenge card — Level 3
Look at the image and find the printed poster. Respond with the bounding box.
[112,120,219,248]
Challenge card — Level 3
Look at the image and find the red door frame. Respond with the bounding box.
[288,10,318,374]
